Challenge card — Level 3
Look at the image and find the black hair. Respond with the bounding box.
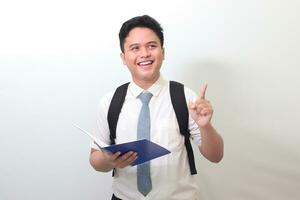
[119,15,164,52]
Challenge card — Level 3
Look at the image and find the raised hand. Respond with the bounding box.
[188,83,213,128]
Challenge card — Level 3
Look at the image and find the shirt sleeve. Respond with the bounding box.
[90,91,114,150]
[184,87,202,147]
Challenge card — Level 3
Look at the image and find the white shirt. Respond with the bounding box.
[91,76,201,200]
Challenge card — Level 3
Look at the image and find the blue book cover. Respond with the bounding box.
[103,139,171,166]
[73,124,170,166]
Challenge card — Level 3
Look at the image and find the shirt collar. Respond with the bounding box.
[128,75,167,98]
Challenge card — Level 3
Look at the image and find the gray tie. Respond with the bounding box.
[137,92,153,196]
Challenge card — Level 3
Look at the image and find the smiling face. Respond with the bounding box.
[120,27,165,89]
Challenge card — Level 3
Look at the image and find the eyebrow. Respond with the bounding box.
[128,41,159,48]
[128,43,139,48]
[147,41,159,45]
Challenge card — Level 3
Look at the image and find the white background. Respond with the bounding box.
[1,0,300,199]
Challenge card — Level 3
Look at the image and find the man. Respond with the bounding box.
[90,15,223,200]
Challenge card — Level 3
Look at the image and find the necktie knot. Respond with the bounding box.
[138,92,152,105]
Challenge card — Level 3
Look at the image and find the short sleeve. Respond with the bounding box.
[90,91,114,150]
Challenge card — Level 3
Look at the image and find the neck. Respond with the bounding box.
[132,75,160,90]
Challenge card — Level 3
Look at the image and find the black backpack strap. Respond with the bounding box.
[107,82,129,176]
[170,81,197,175]
[107,82,130,145]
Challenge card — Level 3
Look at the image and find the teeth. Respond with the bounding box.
[139,61,153,66]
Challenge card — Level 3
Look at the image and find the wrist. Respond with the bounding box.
[198,122,213,131]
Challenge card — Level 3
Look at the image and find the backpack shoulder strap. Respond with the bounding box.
[169,81,197,175]
[107,82,130,145]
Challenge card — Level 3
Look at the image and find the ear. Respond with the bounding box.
[120,52,126,65]
[162,47,165,60]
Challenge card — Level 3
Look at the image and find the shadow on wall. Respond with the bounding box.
[177,60,300,200]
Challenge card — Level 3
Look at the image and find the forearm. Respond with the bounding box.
[198,123,224,162]
[89,149,113,172]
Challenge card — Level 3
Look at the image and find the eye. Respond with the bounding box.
[130,46,139,51]
[148,44,157,49]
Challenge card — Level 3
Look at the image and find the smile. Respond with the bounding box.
[137,60,154,66]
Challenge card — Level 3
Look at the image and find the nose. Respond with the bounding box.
[140,47,150,58]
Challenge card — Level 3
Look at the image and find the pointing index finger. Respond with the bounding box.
[199,83,208,99]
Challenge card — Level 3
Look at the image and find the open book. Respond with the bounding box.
[73,124,170,166]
